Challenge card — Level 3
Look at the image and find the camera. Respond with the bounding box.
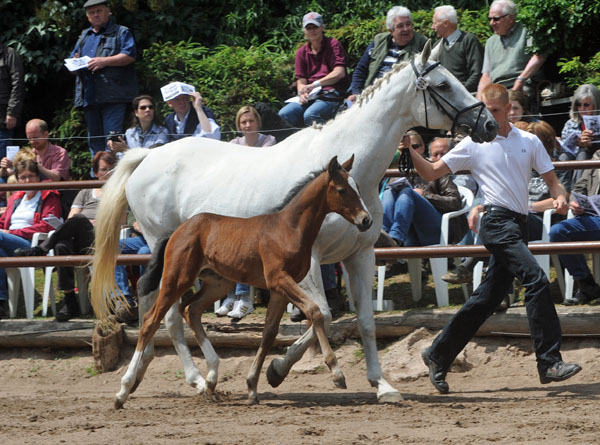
[108,131,122,142]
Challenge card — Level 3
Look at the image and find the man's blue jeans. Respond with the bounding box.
[0,232,34,301]
[117,235,149,304]
[549,214,600,280]
[84,103,127,162]
[429,209,563,372]
[381,186,442,246]
[278,99,339,127]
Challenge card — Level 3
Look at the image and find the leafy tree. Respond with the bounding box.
[518,0,600,61]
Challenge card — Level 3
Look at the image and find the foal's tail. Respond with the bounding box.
[90,148,151,322]
[137,237,169,298]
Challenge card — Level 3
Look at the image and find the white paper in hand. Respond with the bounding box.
[64,56,91,72]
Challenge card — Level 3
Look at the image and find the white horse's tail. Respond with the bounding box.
[90,148,150,322]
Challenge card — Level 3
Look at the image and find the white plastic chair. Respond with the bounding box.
[7,232,52,319]
[376,185,474,307]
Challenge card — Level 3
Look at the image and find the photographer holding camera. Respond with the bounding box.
[106,94,169,153]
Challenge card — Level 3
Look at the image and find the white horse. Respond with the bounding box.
[91,41,497,403]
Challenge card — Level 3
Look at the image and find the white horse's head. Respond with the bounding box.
[411,40,497,143]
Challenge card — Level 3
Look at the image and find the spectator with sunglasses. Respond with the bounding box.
[477,0,545,99]
[107,94,168,153]
[559,84,600,188]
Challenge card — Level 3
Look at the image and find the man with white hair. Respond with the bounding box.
[431,5,483,93]
[477,0,545,98]
[349,6,426,102]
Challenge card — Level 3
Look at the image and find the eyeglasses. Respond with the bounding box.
[412,143,423,149]
[576,102,592,107]
[138,105,154,110]
[488,14,509,22]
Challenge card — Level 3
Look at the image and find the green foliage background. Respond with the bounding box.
[0,0,598,177]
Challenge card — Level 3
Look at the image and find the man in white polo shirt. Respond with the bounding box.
[410,83,581,394]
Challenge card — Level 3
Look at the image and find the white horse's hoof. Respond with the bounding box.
[377,389,403,404]
[194,379,208,394]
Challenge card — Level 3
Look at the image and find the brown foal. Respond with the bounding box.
[114,155,372,408]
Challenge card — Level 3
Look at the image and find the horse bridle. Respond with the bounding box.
[397,59,487,177]
[410,58,486,138]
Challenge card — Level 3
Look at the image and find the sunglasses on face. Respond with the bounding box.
[488,14,509,22]
[576,102,592,107]
[138,105,154,110]
[412,143,423,149]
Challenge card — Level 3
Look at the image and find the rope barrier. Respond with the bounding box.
[1,241,599,267]
[0,106,595,145]
[0,160,596,192]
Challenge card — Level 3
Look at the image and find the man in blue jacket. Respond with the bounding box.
[70,0,138,162]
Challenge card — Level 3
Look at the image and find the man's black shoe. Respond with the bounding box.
[14,246,47,257]
[539,361,582,384]
[290,306,306,322]
[563,290,592,306]
[0,300,7,319]
[421,346,449,394]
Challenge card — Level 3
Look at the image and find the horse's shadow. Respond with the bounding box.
[213,381,600,408]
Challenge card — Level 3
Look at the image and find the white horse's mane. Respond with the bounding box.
[309,60,411,132]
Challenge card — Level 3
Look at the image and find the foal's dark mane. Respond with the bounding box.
[272,165,327,213]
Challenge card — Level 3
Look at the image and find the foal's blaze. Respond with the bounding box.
[327,155,372,232]
[114,155,371,408]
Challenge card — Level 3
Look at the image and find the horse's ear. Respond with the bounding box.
[328,155,340,177]
[341,154,355,172]
[429,40,442,62]
[420,39,432,66]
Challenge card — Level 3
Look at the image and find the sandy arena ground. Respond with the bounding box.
[1,326,599,444]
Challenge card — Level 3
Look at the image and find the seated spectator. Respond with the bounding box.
[214,105,277,319]
[162,82,220,141]
[13,152,127,322]
[1,147,36,205]
[431,5,483,93]
[349,6,426,102]
[278,12,348,127]
[549,152,600,305]
[0,119,70,182]
[107,94,169,153]
[560,84,600,187]
[477,0,545,99]
[508,90,538,123]
[381,133,467,247]
[0,160,61,319]
[229,105,276,147]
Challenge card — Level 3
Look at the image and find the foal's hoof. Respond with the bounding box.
[114,397,125,410]
[333,374,347,389]
[266,360,285,388]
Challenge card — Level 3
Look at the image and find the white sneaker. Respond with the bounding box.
[216,296,237,316]
[227,299,254,319]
